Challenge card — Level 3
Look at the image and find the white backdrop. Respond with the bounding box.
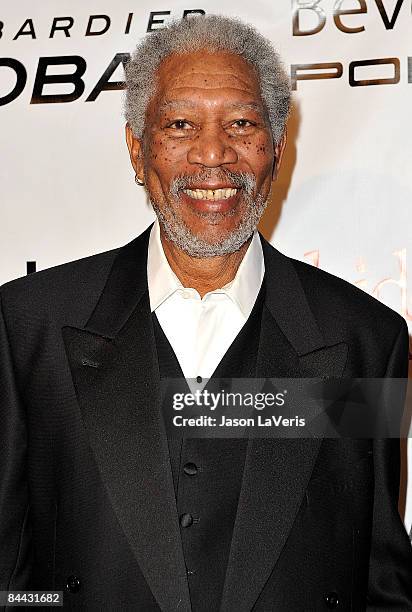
[1,1,411,534]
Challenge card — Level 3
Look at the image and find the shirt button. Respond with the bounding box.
[182,290,191,299]
[66,575,81,593]
[180,513,194,528]
[183,462,198,476]
[324,592,339,608]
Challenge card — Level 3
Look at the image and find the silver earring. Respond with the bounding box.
[135,175,145,186]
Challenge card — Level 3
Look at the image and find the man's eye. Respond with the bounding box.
[168,120,191,130]
[232,119,254,128]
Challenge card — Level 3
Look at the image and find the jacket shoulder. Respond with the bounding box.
[288,255,407,343]
[0,247,119,322]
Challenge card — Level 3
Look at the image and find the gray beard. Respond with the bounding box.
[149,171,269,258]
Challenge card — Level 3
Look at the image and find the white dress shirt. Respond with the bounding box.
[147,219,265,380]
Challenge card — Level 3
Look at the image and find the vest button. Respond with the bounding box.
[196,376,202,383]
[183,462,198,476]
[66,575,81,593]
[324,592,339,608]
[180,513,194,528]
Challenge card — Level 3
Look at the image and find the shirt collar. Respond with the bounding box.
[222,229,264,317]
[147,218,265,316]
[147,219,183,311]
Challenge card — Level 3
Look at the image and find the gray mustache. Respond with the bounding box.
[170,170,256,196]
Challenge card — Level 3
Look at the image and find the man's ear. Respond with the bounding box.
[125,123,145,182]
[272,130,287,181]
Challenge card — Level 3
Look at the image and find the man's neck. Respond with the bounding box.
[160,230,252,298]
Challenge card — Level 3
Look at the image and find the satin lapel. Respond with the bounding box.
[62,226,191,612]
[221,238,348,612]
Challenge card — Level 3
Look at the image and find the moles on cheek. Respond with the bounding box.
[238,134,273,183]
[145,137,173,166]
[148,129,187,162]
[143,133,187,204]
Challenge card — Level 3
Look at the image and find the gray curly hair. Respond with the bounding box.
[124,14,291,144]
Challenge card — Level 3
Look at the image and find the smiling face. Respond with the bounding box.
[126,50,286,257]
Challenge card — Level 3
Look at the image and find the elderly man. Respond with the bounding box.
[1,14,411,612]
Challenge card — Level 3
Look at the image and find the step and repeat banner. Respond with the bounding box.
[1,1,411,532]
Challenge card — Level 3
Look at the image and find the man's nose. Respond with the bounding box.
[187,125,238,167]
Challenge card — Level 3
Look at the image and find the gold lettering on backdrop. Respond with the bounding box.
[304,249,412,356]
[334,0,367,34]
[372,249,412,321]
[304,250,320,268]
[354,257,367,289]
[292,0,407,35]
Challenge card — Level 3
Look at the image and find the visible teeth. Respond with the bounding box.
[183,188,238,200]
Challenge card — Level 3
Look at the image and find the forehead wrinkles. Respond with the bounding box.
[155,52,260,92]
[158,97,265,117]
[155,81,260,111]
[168,70,256,90]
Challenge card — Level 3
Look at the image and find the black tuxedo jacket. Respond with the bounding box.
[1,226,411,611]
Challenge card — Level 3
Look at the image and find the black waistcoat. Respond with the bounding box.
[152,281,265,612]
